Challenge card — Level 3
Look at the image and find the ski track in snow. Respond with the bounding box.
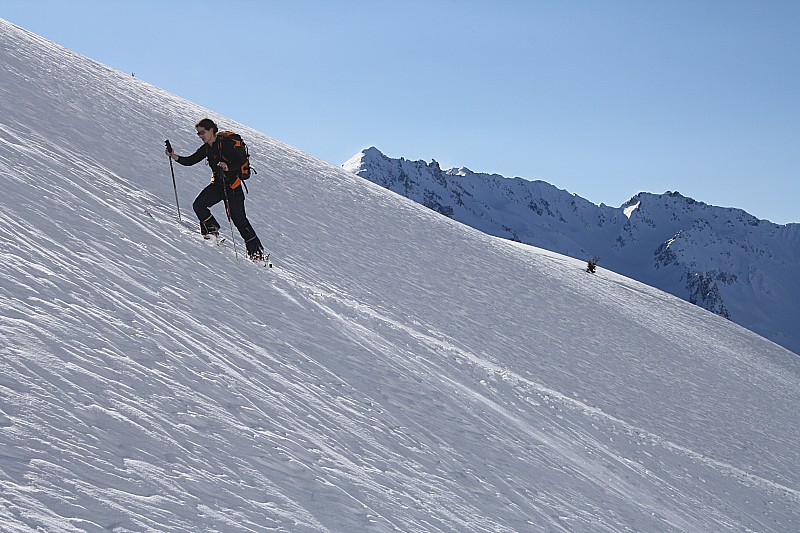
[2,19,800,532]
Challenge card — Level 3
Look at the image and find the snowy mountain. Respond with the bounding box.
[2,19,800,532]
[344,147,800,356]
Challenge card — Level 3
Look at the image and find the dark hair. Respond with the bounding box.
[195,118,218,133]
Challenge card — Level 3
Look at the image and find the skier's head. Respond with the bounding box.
[195,118,218,144]
[195,118,218,134]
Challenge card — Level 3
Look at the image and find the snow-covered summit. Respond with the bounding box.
[345,147,800,356]
[3,19,800,531]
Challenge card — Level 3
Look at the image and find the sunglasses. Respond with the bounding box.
[196,129,208,136]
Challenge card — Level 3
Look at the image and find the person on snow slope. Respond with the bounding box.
[166,118,264,260]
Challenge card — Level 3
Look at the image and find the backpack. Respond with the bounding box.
[216,131,256,180]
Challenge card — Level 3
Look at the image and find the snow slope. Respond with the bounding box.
[2,19,800,532]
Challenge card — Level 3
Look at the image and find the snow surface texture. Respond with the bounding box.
[343,148,800,357]
[1,19,800,532]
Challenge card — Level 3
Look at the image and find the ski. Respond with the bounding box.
[249,251,273,268]
[181,219,272,268]
[203,232,226,246]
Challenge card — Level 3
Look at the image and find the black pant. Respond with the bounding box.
[193,182,262,252]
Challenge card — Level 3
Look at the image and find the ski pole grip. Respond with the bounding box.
[165,139,173,153]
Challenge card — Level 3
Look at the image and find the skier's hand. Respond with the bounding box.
[218,162,229,172]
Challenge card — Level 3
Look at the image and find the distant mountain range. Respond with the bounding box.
[344,147,800,356]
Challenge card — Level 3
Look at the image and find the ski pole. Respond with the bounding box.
[165,140,181,221]
[219,168,240,261]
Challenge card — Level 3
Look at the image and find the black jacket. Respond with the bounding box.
[176,134,246,188]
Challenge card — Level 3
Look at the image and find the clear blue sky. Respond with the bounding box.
[3,0,798,223]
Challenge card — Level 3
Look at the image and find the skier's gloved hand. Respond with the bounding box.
[212,167,228,186]
[216,163,233,186]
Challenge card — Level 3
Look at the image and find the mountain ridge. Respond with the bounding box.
[344,146,800,355]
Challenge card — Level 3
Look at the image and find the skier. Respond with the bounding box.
[166,118,265,261]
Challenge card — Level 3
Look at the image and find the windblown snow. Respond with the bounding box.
[1,19,799,532]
